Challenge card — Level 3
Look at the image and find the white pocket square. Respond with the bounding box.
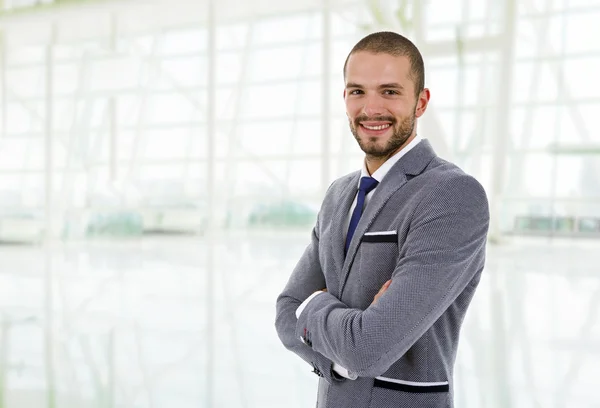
[364,230,397,236]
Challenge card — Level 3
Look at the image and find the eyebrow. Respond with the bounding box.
[379,83,405,90]
[345,82,405,90]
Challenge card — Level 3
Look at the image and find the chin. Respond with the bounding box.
[359,135,388,147]
[359,142,392,157]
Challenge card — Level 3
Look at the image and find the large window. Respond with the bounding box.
[0,1,599,407]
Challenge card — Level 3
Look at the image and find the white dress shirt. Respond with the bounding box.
[296,135,423,379]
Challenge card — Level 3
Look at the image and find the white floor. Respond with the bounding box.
[0,232,599,408]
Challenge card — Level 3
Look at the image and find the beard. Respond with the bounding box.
[349,111,416,158]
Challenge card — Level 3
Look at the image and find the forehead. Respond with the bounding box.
[345,51,413,87]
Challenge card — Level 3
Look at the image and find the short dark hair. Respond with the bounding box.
[343,31,425,97]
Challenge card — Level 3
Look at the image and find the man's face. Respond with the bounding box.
[344,52,429,159]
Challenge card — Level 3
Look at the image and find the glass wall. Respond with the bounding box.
[0,0,598,407]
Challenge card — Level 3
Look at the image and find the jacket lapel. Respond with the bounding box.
[330,172,360,277]
[339,139,438,294]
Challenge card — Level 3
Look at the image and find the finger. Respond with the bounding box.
[379,280,392,292]
[375,283,388,299]
[373,280,392,305]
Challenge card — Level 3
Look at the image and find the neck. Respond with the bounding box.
[364,156,387,175]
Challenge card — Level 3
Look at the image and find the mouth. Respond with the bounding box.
[358,121,392,136]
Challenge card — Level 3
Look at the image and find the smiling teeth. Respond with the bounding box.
[363,124,390,130]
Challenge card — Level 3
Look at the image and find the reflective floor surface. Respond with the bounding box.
[0,232,598,407]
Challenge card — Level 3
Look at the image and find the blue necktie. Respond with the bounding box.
[345,176,379,254]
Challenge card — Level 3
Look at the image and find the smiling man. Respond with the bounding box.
[275,32,490,408]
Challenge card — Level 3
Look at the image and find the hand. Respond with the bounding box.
[372,280,391,305]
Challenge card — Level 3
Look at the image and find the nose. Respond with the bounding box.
[361,95,385,118]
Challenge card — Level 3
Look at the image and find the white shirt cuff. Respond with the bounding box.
[332,363,356,380]
[295,291,324,319]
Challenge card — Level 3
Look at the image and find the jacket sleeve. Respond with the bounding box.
[294,175,490,378]
[275,198,346,383]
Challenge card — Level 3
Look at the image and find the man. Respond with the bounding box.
[275,31,489,408]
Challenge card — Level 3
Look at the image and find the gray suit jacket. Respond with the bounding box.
[275,140,489,408]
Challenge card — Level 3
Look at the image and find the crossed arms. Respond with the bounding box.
[275,175,489,379]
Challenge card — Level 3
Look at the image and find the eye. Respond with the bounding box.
[349,89,363,95]
[383,89,399,95]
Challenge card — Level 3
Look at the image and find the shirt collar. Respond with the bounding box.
[360,134,423,183]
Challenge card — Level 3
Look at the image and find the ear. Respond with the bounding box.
[414,88,431,118]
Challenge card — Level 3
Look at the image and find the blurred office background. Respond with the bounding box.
[0,0,598,407]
